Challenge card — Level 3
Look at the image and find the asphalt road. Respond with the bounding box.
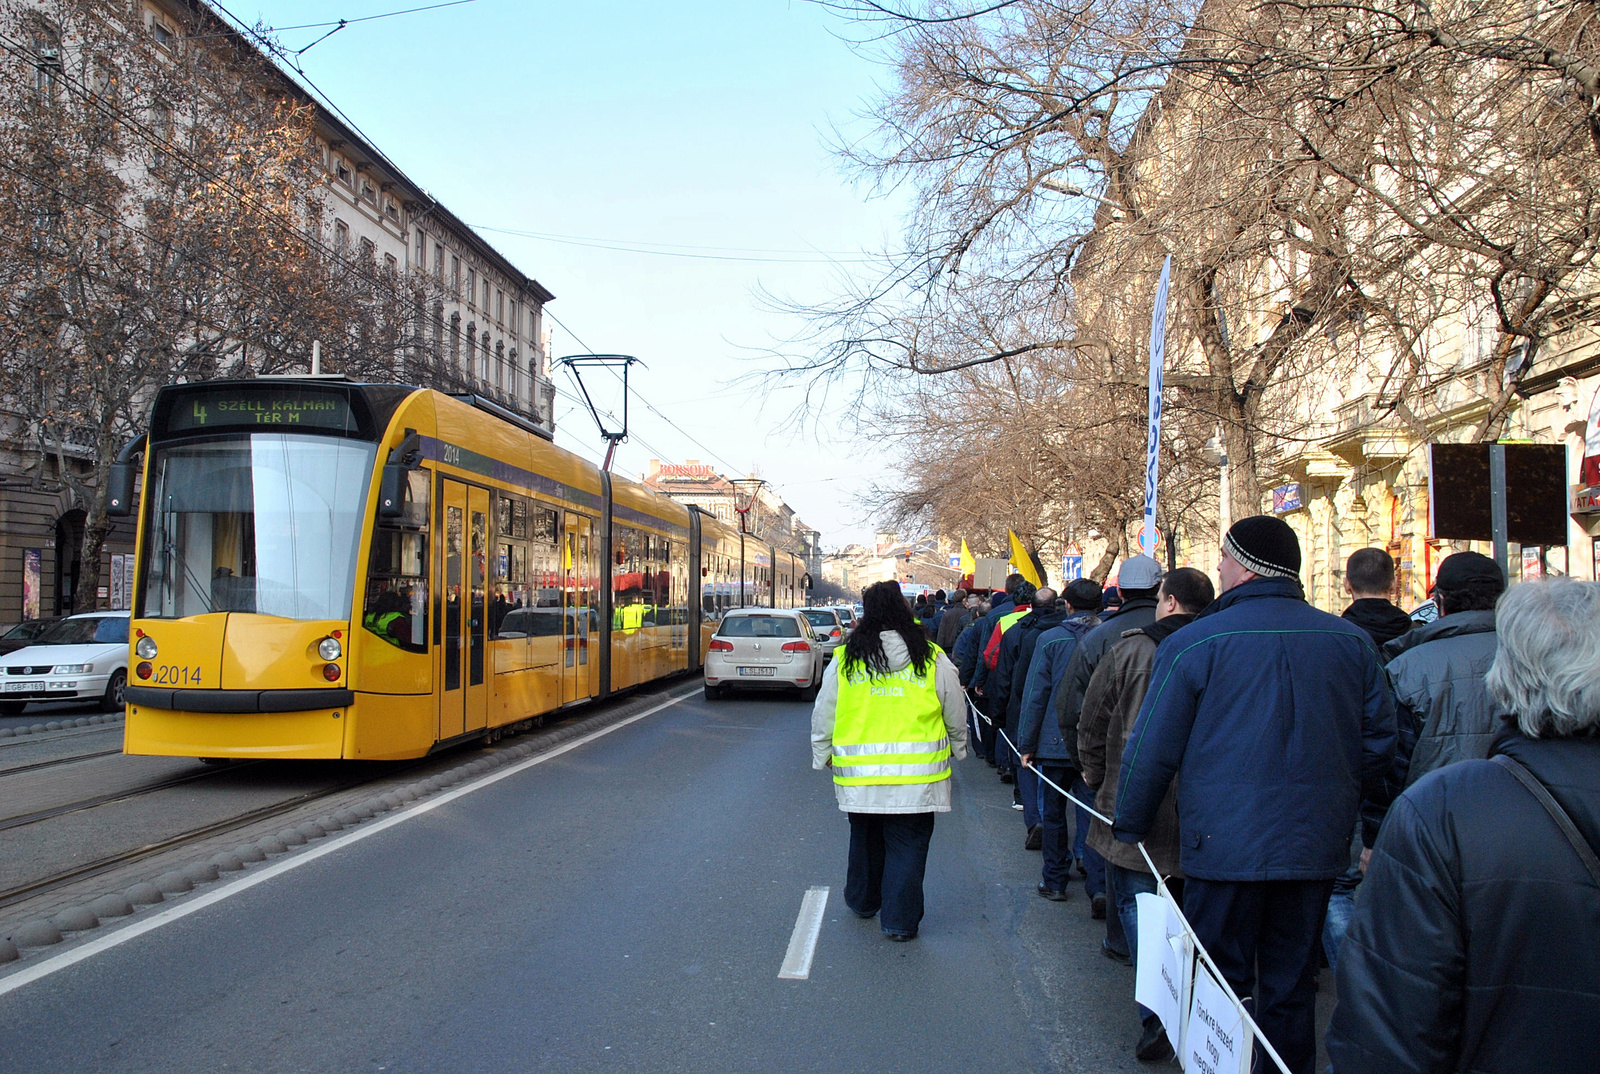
[0,687,1154,1073]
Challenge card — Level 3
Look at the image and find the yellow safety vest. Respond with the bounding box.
[830,646,951,787]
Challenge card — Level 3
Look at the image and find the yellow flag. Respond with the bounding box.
[959,539,976,576]
[1008,530,1043,587]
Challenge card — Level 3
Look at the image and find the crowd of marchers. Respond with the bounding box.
[917,515,1599,1074]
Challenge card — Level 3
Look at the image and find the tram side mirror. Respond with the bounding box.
[379,463,405,518]
[107,462,136,517]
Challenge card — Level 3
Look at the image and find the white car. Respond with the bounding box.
[832,605,857,632]
[798,607,847,661]
[704,608,824,701]
[0,611,130,715]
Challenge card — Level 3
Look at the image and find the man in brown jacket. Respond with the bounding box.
[1078,566,1214,1062]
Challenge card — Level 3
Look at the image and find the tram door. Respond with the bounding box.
[439,480,490,738]
[561,513,595,704]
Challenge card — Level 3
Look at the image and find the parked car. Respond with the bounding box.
[0,616,65,657]
[704,608,824,701]
[832,605,857,632]
[798,607,847,661]
[0,611,130,715]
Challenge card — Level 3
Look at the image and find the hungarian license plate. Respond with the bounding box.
[4,681,38,692]
[738,666,775,677]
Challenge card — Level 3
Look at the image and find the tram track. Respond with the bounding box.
[0,748,124,779]
[0,764,417,910]
[0,761,266,833]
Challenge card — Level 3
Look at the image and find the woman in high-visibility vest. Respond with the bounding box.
[812,580,969,940]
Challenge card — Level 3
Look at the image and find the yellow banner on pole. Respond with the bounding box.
[959,539,976,576]
[1008,530,1043,587]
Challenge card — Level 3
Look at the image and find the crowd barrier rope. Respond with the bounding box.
[964,693,1293,1074]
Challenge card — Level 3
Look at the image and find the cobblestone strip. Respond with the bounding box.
[0,681,698,970]
[0,712,125,741]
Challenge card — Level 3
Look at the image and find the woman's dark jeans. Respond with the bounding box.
[845,811,937,936]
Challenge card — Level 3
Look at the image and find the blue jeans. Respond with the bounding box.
[1038,763,1075,890]
[1322,865,1362,975]
[845,812,936,937]
[1110,864,1184,1019]
[1018,764,1041,828]
[1070,776,1106,897]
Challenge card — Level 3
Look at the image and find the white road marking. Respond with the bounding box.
[778,886,830,980]
[0,687,699,999]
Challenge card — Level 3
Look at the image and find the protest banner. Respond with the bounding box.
[1186,961,1250,1074]
[1134,891,1190,1054]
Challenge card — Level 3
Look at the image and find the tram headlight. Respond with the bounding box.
[135,636,158,660]
[317,636,342,661]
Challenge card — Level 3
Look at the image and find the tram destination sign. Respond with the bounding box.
[162,386,359,434]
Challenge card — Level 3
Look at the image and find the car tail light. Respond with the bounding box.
[709,639,734,652]
[782,641,811,653]
[830,628,841,638]
[136,661,153,680]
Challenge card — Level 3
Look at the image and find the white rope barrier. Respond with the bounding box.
[963,693,1294,1074]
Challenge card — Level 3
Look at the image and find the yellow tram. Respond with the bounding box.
[112,379,805,759]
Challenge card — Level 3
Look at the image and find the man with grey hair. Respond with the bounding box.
[1327,578,1600,1073]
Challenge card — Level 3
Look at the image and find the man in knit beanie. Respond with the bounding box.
[1113,515,1395,1074]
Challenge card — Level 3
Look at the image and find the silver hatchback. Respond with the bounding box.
[798,608,847,661]
[704,609,824,701]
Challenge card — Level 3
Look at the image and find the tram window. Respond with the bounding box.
[138,435,374,621]
[612,525,647,632]
[491,492,534,651]
[363,469,428,653]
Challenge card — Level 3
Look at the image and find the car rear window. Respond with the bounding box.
[717,616,800,638]
[801,611,835,628]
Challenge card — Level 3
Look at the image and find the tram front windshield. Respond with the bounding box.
[139,434,376,621]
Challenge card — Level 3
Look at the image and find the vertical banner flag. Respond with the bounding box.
[1008,530,1044,587]
[959,539,976,577]
[1142,255,1172,556]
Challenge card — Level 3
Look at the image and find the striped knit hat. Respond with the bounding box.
[1222,515,1301,580]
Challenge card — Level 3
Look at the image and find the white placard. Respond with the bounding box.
[110,554,125,610]
[1134,891,1191,1055]
[124,555,136,611]
[1186,961,1250,1074]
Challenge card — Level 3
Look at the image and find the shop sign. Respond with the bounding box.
[1572,485,1600,514]
[1271,483,1303,514]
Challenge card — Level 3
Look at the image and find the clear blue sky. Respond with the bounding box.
[230,0,904,548]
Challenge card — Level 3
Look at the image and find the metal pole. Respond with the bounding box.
[1490,442,1509,578]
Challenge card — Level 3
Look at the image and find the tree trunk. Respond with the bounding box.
[1089,529,1128,583]
[74,436,115,614]
[1220,395,1262,522]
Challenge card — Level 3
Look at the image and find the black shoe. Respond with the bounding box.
[1075,859,1089,879]
[1101,938,1133,966]
[884,930,916,942]
[1091,893,1107,920]
[1135,1019,1175,1062]
[1024,824,1042,850]
[849,906,878,919]
[998,769,1016,785]
[1036,883,1069,902]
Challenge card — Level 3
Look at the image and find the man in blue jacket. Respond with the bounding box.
[966,576,1025,762]
[1017,578,1103,896]
[1114,516,1394,1074]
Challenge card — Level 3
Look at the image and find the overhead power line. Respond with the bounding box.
[474,223,876,265]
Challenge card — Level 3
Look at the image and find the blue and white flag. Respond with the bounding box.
[1141,256,1171,556]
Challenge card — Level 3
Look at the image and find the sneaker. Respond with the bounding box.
[1024,824,1043,850]
[1036,883,1069,902]
[1011,802,1025,811]
[1135,1019,1175,1062]
[1091,893,1107,920]
[1101,938,1133,966]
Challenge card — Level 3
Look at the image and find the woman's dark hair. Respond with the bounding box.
[841,580,934,679]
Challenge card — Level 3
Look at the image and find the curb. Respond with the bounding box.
[0,712,126,740]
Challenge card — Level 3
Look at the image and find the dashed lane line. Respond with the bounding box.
[778,886,830,980]
[0,686,699,999]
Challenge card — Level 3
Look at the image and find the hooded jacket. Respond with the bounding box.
[1114,576,1395,881]
[1079,613,1196,877]
[1015,612,1101,760]
[989,606,1068,734]
[1053,597,1161,767]
[1326,731,1600,1073]
[1341,598,1413,650]
[810,630,969,813]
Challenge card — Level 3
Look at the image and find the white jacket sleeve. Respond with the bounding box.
[811,660,840,770]
[935,652,969,761]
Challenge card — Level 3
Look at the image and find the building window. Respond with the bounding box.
[449,313,461,371]
[467,268,477,308]
[359,237,375,261]
[385,198,399,222]
[466,323,477,377]
[414,229,425,265]
[335,158,352,185]
[334,220,349,249]
[433,303,445,357]
[384,253,397,273]
[360,179,377,205]
[434,244,444,280]
[483,279,491,311]
[508,348,518,399]
[508,300,518,338]
[451,256,460,296]
[495,340,506,390]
